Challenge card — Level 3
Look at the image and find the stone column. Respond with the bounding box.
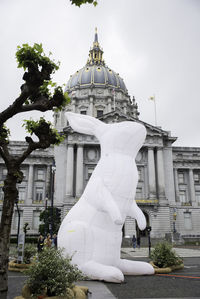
[76,145,84,198]
[66,144,74,197]
[174,168,180,202]
[107,98,112,113]
[189,169,195,203]
[123,102,127,114]
[72,99,76,113]
[27,164,34,204]
[147,147,157,199]
[156,147,166,199]
[89,97,94,116]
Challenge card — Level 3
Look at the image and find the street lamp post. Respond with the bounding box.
[50,160,56,238]
[146,226,152,257]
[173,208,177,233]
[44,195,48,237]
[15,196,20,247]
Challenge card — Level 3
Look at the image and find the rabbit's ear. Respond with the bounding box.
[66,112,105,136]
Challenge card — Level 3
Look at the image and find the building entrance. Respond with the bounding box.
[135,212,150,245]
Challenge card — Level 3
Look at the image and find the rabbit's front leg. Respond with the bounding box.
[127,200,146,230]
[95,177,123,225]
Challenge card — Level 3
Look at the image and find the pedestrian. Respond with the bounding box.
[137,235,141,249]
[52,234,57,249]
[44,233,52,248]
[37,234,44,252]
[132,234,136,251]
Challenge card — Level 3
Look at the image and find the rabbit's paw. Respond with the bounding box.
[80,260,124,283]
[117,259,155,275]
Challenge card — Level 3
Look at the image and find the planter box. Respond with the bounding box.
[150,261,184,274]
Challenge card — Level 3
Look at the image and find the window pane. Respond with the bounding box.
[179,190,186,203]
[195,191,200,204]
[194,172,200,183]
[178,173,184,184]
[136,188,142,199]
[33,211,41,229]
[184,212,192,230]
[21,169,27,180]
[97,110,103,117]
[2,168,7,178]
[80,110,86,115]
[18,187,26,203]
[88,168,94,180]
[37,169,44,180]
[35,187,44,202]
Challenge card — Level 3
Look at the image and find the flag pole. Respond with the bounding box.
[153,94,157,126]
[149,94,157,126]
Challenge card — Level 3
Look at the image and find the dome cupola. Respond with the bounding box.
[66,28,128,94]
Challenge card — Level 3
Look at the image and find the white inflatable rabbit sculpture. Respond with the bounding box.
[58,112,154,282]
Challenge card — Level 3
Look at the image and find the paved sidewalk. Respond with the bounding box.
[8,247,200,299]
[121,246,200,258]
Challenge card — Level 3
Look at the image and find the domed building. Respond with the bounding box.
[1,30,199,243]
[53,29,200,244]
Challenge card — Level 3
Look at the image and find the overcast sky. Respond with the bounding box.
[0,0,200,147]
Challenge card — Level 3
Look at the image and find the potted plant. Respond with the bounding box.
[23,247,87,298]
[150,242,184,273]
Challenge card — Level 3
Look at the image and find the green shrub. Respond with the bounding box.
[150,242,183,268]
[25,247,85,297]
[23,244,37,264]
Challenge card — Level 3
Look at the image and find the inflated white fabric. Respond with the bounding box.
[58,112,154,282]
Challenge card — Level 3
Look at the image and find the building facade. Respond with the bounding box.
[1,30,200,243]
[0,141,55,236]
[54,30,200,244]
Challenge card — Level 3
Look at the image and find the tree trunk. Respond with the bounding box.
[0,173,18,299]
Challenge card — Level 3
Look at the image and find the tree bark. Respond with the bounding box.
[0,171,19,299]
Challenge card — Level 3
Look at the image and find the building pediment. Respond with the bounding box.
[63,110,177,146]
[99,110,177,146]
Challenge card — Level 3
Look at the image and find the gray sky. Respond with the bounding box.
[0,0,200,147]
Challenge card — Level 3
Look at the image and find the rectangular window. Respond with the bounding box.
[88,168,94,180]
[13,210,23,230]
[178,172,184,184]
[184,212,192,230]
[1,168,7,179]
[194,172,200,183]
[137,168,142,181]
[18,187,26,203]
[35,187,43,202]
[80,110,86,115]
[21,168,27,180]
[179,190,186,203]
[37,169,45,181]
[136,188,142,199]
[195,191,200,204]
[33,210,41,230]
[97,110,103,118]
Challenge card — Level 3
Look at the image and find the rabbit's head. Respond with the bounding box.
[66,112,146,157]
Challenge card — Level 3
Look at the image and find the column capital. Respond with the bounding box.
[156,146,164,151]
[67,143,74,148]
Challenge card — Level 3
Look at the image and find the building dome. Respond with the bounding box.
[66,28,128,94]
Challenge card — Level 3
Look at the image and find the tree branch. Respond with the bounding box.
[16,138,51,165]
[0,145,10,165]
[0,88,30,126]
